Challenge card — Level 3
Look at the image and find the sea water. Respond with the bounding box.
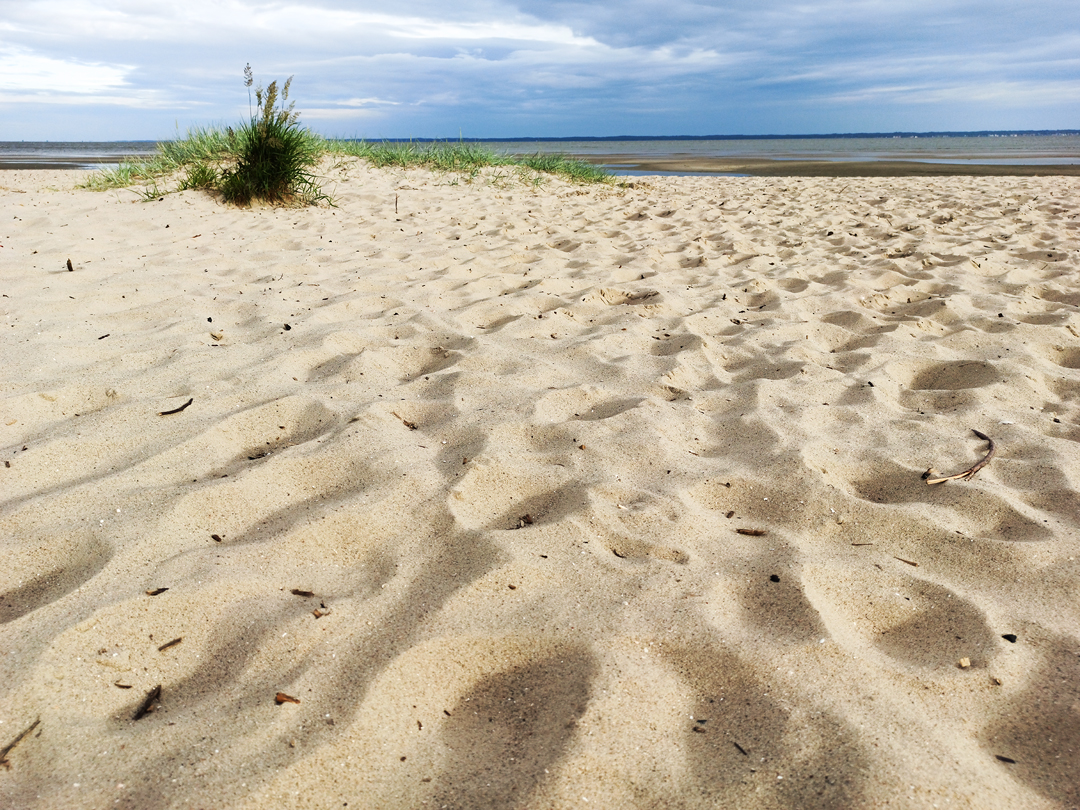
[2,133,1078,171]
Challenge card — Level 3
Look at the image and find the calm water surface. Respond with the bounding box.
[486,135,1080,165]
[2,134,1078,171]
[0,141,158,169]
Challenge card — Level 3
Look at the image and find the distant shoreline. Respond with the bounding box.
[581,155,1080,177]
[3,130,1079,175]
[3,129,1077,146]
[379,130,1080,142]
[4,156,1079,177]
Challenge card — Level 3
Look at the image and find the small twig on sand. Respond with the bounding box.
[1,718,40,769]
[158,397,193,416]
[392,412,417,430]
[924,430,996,485]
[133,685,162,720]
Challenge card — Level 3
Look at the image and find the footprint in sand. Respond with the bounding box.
[817,440,1055,543]
[662,640,872,807]
[802,564,997,672]
[0,534,111,624]
[335,636,595,808]
[533,386,643,423]
[449,460,586,531]
[978,632,1080,806]
[1040,345,1080,370]
[908,360,1001,391]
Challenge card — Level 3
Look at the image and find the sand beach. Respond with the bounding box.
[1,163,1078,808]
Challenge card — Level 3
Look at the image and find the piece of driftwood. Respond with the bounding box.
[924,429,996,485]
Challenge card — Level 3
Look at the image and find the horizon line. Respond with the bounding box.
[4,128,1079,145]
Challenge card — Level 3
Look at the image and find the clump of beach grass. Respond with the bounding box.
[83,66,326,205]
[217,68,327,205]
[83,67,613,202]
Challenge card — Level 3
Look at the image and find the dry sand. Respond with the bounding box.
[1,163,1079,809]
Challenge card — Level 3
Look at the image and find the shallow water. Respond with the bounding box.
[0,141,158,170]
[485,133,1080,164]
[3,133,1078,171]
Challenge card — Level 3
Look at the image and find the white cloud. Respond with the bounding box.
[301,96,401,120]
[332,97,401,108]
[824,79,1080,107]
[299,108,386,120]
[2,1,598,49]
[385,17,596,46]
[0,47,131,93]
[0,90,176,107]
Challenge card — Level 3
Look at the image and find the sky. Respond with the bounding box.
[1,0,1078,140]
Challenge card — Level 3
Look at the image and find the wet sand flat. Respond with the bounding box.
[584,154,1080,176]
[1,164,1079,809]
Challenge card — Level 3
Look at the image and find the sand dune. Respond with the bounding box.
[1,163,1078,808]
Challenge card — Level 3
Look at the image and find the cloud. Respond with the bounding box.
[0,47,131,94]
[0,91,176,107]
[301,96,401,120]
[824,80,1080,107]
[0,0,1076,138]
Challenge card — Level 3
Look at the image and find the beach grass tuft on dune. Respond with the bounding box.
[216,74,327,206]
[328,139,615,186]
[82,68,613,203]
